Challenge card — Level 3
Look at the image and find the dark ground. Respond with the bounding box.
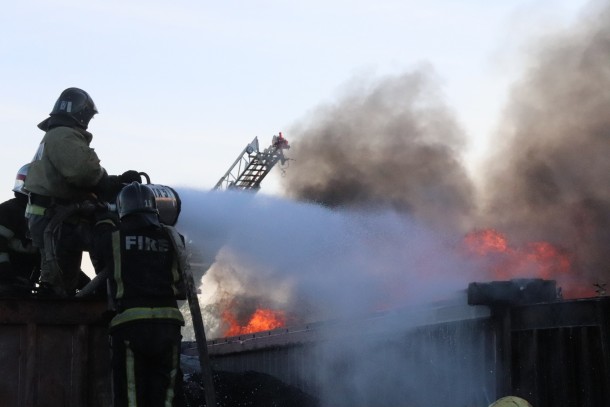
[183,370,320,407]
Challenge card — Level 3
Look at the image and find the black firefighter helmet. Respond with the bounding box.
[49,87,98,129]
[116,182,160,226]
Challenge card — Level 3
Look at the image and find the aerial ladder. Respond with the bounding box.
[213,132,290,191]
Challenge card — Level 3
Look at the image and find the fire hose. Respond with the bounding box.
[164,225,217,407]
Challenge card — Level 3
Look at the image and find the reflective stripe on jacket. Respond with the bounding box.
[92,218,186,330]
[110,306,184,329]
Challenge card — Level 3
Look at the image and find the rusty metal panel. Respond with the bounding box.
[0,298,112,407]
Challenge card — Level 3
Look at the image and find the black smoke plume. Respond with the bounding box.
[481,3,610,286]
[281,67,476,235]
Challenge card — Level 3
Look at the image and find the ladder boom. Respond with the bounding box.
[213,133,290,191]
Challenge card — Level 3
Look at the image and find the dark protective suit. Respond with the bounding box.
[92,214,186,407]
[0,193,39,295]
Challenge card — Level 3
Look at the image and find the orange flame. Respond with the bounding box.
[223,308,287,337]
[464,228,594,298]
[463,228,508,255]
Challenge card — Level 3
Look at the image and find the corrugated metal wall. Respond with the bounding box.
[203,297,610,407]
[205,304,497,406]
[496,297,610,407]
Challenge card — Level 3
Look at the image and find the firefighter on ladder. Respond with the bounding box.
[91,182,187,406]
[24,87,142,297]
[272,131,289,150]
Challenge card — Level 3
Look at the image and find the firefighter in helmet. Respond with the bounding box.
[91,182,186,406]
[25,87,142,297]
[489,396,533,407]
[0,164,40,296]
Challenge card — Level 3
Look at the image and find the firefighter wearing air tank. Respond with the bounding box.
[91,182,186,407]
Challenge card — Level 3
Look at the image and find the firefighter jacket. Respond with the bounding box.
[25,125,105,200]
[0,195,39,282]
[92,216,185,331]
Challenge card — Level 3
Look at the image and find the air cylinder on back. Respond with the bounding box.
[146,184,182,226]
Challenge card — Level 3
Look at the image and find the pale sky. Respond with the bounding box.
[0,0,593,202]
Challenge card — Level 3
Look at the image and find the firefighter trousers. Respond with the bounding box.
[110,321,186,407]
[27,208,91,294]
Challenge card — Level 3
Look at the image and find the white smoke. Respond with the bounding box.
[175,187,484,338]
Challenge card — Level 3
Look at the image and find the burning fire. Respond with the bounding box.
[464,228,595,298]
[222,307,287,336]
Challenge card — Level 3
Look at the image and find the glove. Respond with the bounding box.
[119,170,142,184]
[94,170,122,201]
